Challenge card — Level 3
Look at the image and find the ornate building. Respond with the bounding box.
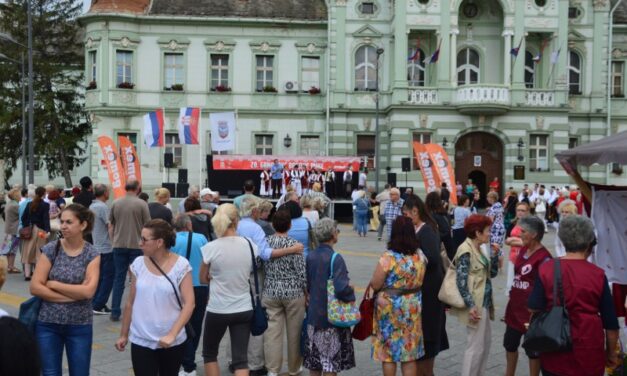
[75,0,627,195]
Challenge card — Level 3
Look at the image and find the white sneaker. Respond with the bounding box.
[178,371,197,376]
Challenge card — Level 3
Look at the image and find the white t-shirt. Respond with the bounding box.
[129,256,191,350]
[201,236,258,314]
[358,172,367,187]
[302,210,319,226]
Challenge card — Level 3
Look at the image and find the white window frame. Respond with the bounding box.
[300,135,321,156]
[611,61,624,97]
[255,55,274,91]
[456,48,480,85]
[88,50,97,83]
[164,53,185,89]
[165,133,183,167]
[411,132,432,170]
[355,45,377,91]
[567,50,582,95]
[210,54,229,89]
[301,56,321,91]
[116,50,133,85]
[407,47,425,87]
[255,134,273,155]
[529,134,550,172]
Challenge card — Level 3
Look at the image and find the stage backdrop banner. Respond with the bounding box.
[412,142,441,194]
[212,155,362,171]
[118,136,142,185]
[98,136,127,199]
[425,144,458,205]
[210,112,236,151]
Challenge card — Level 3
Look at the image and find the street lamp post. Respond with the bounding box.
[374,47,384,193]
[27,0,35,184]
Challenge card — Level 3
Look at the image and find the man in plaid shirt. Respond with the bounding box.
[384,188,404,239]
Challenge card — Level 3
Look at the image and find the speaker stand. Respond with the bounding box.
[405,171,408,189]
[167,167,170,183]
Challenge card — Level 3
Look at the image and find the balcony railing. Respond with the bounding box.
[407,88,439,105]
[456,85,510,105]
[525,90,555,107]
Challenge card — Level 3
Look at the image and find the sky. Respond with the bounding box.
[82,0,89,13]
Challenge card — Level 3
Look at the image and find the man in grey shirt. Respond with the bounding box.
[90,184,113,315]
[108,179,151,321]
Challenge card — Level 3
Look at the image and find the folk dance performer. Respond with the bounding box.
[291,165,302,196]
[282,167,291,195]
[324,167,335,199]
[300,166,309,196]
[260,169,271,197]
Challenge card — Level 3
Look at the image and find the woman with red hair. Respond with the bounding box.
[450,214,499,376]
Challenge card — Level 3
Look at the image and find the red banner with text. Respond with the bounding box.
[118,136,142,186]
[424,143,458,205]
[412,142,441,194]
[212,155,362,171]
[98,136,127,199]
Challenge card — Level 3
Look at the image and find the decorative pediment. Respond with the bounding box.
[353,24,383,38]
[110,32,141,49]
[84,36,102,49]
[295,41,328,54]
[249,40,282,53]
[612,48,625,59]
[567,30,586,42]
[204,39,236,53]
[157,37,191,51]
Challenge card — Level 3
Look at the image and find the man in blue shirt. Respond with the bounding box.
[384,188,404,240]
[269,159,284,199]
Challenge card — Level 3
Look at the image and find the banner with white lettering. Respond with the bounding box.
[412,142,441,193]
[98,136,126,199]
[212,155,362,171]
[210,112,236,152]
[118,136,141,186]
[425,143,458,205]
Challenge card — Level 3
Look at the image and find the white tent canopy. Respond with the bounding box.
[555,130,627,170]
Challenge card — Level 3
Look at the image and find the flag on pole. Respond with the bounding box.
[510,37,523,57]
[424,40,442,64]
[177,107,201,145]
[550,47,561,64]
[533,39,549,64]
[408,38,421,61]
[143,109,165,147]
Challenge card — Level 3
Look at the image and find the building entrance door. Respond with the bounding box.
[455,132,503,207]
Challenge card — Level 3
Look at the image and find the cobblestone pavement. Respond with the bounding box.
[0,222,582,375]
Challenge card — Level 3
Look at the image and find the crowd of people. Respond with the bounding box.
[0,173,622,376]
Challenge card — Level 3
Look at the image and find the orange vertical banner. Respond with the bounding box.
[425,144,458,205]
[118,136,142,185]
[412,142,441,194]
[98,136,127,199]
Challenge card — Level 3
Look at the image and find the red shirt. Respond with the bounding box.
[489,180,500,191]
[504,246,552,332]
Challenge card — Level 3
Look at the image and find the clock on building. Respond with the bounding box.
[463,3,478,18]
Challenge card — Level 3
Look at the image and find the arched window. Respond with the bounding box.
[355,45,377,90]
[456,48,480,85]
[407,47,425,86]
[568,50,581,95]
[525,50,536,88]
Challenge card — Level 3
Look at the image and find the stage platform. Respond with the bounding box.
[215,197,356,222]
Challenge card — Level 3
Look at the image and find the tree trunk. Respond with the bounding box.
[59,149,72,188]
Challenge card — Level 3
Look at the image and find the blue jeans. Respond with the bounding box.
[92,252,114,310]
[111,248,142,319]
[356,210,368,235]
[182,286,209,372]
[36,321,92,376]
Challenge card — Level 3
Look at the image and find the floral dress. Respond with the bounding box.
[372,250,426,362]
[487,202,505,249]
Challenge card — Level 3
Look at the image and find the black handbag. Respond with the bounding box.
[245,238,268,336]
[522,258,572,353]
[149,255,196,340]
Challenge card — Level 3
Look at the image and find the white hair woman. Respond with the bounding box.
[553,199,577,257]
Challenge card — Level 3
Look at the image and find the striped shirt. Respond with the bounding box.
[384,198,405,239]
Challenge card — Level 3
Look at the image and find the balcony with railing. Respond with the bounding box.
[407,88,439,105]
[455,85,510,114]
[525,90,555,107]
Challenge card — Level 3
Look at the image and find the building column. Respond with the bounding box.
[503,30,513,85]
[450,28,459,87]
[393,0,408,103]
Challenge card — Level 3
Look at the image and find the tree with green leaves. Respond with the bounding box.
[0,0,90,187]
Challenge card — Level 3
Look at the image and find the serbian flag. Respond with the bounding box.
[177,107,200,145]
[408,38,421,61]
[533,39,549,64]
[424,40,442,64]
[143,109,165,147]
[510,38,523,57]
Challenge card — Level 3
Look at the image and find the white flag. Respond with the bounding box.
[550,48,561,64]
[210,112,236,152]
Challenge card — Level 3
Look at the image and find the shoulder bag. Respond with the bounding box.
[149,256,196,340]
[522,258,572,353]
[437,254,466,309]
[246,237,268,336]
[351,284,374,340]
[19,240,61,333]
[327,252,361,327]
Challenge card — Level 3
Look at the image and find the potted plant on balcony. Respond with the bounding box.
[308,86,321,95]
[213,84,232,92]
[164,84,184,91]
[117,82,135,89]
[86,80,97,90]
[262,85,277,93]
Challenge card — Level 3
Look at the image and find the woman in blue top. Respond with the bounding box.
[280,201,311,257]
[170,214,209,376]
[304,218,356,374]
[353,190,370,237]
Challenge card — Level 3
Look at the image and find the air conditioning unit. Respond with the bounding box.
[284,81,299,93]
